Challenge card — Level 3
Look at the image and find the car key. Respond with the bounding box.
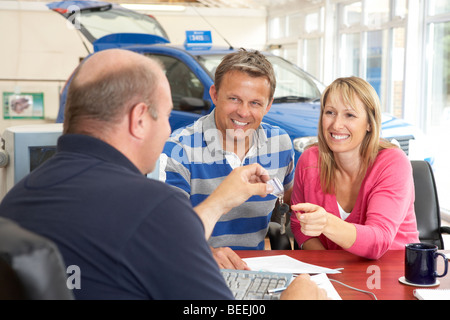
[278,201,290,235]
[268,177,290,234]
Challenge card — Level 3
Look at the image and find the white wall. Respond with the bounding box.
[0,1,90,134]
[138,6,267,50]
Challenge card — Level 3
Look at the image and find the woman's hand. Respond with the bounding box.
[292,202,329,237]
[292,202,357,249]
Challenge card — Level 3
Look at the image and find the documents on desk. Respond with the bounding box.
[414,289,450,300]
[242,255,342,300]
[242,255,342,274]
[310,274,342,300]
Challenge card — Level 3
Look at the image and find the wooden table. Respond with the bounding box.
[237,250,450,300]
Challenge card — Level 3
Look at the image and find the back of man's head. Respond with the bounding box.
[63,49,161,136]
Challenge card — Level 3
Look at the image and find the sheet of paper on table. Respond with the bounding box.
[242,254,342,274]
[310,273,342,300]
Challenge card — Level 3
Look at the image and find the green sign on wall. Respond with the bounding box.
[3,92,44,119]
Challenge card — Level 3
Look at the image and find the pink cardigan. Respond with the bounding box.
[290,146,419,259]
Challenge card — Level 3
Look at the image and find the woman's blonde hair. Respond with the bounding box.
[313,76,398,194]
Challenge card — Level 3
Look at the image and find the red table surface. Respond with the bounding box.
[237,250,450,300]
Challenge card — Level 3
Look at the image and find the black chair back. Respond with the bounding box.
[411,160,444,249]
[0,217,74,300]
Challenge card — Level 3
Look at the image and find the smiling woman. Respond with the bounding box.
[316,76,395,193]
[290,76,420,260]
[321,90,370,157]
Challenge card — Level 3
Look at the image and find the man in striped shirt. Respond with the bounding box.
[160,48,295,269]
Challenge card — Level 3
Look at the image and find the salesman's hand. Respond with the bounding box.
[211,247,250,270]
[281,274,329,300]
[213,163,273,213]
[195,163,273,239]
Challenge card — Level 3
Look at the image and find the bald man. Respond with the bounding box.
[0,49,326,300]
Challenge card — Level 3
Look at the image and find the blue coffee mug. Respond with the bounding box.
[405,243,448,285]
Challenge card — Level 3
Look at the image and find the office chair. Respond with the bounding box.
[411,160,450,249]
[268,201,293,250]
[267,222,292,250]
[0,217,74,300]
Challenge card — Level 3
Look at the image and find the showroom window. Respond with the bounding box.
[302,10,324,79]
[424,0,450,128]
[267,8,324,81]
[337,0,407,117]
[268,15,286,40]
[423,0,450,214]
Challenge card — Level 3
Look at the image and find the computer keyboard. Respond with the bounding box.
[221,269,293,300]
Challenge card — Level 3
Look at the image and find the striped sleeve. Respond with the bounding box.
[160,136,192,197]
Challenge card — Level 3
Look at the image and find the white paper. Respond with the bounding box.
[310,273,342,300]
[243,254,342,274]
[414,288,450,300]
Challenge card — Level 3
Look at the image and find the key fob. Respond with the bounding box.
[278,203,290,235]
[267,178,284,197]
[278,203,290,215]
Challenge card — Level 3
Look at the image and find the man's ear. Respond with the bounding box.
[209,85,218,105]
[129,102,149,139]
[265,98,274,114]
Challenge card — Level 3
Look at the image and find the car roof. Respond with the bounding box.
[93,33,278,59]
[129,44,237,55]
[47,1,114,11]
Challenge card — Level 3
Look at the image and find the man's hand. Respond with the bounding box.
[195,163,273,239]
[211,247,250,270]
[280,274,329,300]
[213,163,273,213]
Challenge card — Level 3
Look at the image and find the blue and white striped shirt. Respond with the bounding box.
[160,110,295,250]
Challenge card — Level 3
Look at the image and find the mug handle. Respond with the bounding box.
[434,252,448,278]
